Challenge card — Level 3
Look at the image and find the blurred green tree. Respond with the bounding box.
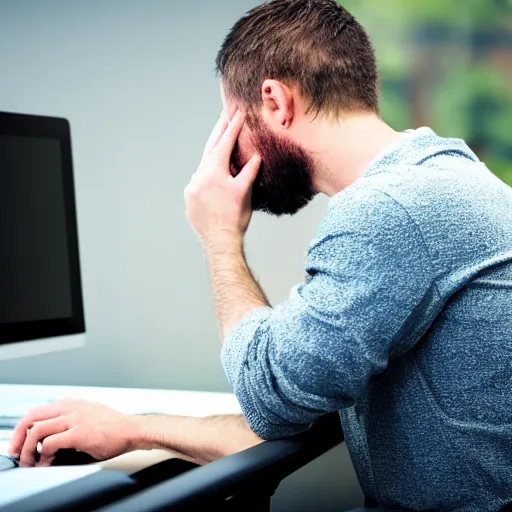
[340,0,512,185]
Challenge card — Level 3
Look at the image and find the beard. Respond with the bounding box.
[230,116,316,216]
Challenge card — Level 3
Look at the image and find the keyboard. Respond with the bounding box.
[0,416,19,429]
[0,402,25,468]
[0,400,52,455]
[0,425,17,471]
[0,454,17,471]
[0,406,26,463]
[0,400,52,424]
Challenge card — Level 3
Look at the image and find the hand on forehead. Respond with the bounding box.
[220,84,239,120]
[225,106,245,123]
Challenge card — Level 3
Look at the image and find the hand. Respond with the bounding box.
[185,110,262,246]
[8,398,140,467]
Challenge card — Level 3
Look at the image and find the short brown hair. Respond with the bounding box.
[216,0,380,118]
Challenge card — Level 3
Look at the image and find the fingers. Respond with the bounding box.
[29,428,82,467]
[39,428,81,457]
[236,154,262,191]
[203,112,229,157]
[36,454,56,468]
[214,110,245,164]
[18,416,69,467]
[9,402,62,458]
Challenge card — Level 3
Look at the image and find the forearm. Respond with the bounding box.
[203,233,269,341]
[131,413,263,466]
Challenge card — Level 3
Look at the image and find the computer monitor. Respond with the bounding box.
[0,111,86,361]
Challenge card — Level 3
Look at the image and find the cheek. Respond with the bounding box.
[236,127,257,166]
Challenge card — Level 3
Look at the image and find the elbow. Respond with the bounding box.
[226,430,264,456]
[235,388,312,441]
[221,316,317,440]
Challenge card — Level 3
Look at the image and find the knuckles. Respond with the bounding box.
[67,410,83,425]
[26,406,44,419]
[61,397,86,411]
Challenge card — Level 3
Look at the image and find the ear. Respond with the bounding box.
[260,79,295,130]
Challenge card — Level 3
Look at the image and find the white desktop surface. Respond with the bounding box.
[0,384,242,475]
[0,466,102,508]
[0,383,241,417]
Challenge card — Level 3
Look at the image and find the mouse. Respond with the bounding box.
[51,449,99,466]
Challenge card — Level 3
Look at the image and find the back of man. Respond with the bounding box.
[333,127,512,511]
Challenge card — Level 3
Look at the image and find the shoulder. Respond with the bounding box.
[310,172,419,251]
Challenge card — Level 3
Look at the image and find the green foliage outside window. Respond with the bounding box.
[340,0,512,185]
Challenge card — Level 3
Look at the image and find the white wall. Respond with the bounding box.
[0,1,363,509]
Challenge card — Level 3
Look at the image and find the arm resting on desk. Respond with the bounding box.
[9,399,262,468]
[99,413,344,512]
[131,413,263,466]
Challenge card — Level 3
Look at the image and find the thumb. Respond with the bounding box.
[236,154,261,190]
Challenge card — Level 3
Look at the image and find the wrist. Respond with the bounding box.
[126,415,159,451]
[201,230,244,254]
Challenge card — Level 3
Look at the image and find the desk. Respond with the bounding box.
[0,384,344,511]
[0,383,242,475]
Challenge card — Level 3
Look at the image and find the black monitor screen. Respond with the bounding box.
[0,135,72,323]
[0,112,85,344]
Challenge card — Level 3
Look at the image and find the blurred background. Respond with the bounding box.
[344,0,512,186]
[0,1,510,510]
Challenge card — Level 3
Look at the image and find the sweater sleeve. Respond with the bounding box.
[221,189,439,439]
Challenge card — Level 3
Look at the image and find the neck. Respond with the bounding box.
[300,112,402,196]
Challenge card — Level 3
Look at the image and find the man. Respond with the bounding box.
[9,0,512,510]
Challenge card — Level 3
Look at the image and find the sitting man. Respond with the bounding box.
[10,1,512,510]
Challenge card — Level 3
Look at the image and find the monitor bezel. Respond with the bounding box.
[0,111,86,345]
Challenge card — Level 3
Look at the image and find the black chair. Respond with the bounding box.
[97,412,344,512]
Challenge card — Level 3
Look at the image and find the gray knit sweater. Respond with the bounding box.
[222,127,512,511]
